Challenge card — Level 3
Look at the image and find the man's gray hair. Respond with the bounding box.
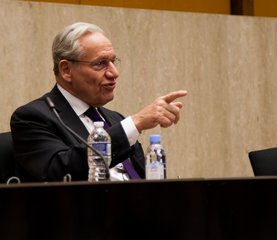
[52,22,104,75]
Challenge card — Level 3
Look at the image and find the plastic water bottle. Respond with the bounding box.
[145,134,166,179]
[87,121,111,182]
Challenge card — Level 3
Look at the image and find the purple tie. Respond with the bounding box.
[84,107,109,129]
[84,107,141,179]
[122,160,141,179]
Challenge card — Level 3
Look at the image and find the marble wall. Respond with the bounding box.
[1,0,277,178]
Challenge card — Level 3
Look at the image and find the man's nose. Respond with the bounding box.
[105,62,119,79]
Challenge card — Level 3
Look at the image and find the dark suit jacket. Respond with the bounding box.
[10,85,145,182]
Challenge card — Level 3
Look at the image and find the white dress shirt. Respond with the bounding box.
[57,84,140,181]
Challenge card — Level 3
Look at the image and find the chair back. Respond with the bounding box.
[249,147,277,176]
[0,132,16,183]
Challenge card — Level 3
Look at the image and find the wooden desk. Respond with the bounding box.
[0,177,277,240]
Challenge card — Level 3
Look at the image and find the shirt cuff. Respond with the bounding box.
[121,116,140,146]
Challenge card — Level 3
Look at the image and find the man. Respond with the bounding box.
[10,22,187,182]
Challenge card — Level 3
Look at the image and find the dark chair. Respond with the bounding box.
[0,132,19,183]
[249,147,277,176]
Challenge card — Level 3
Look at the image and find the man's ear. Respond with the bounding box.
[59,60,73,82]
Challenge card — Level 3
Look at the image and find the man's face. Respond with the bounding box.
[64,32,119,107]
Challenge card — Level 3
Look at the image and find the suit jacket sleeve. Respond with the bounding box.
[10,100,89,182]
[10,96,145,181]
[100,108,145,178]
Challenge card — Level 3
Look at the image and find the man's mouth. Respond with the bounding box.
[102,82,116,91]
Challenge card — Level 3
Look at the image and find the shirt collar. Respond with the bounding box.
[57,84,89,117]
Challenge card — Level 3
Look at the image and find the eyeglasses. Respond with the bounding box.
[66,57,121,71]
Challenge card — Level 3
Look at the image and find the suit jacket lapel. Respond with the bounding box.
[98,107,122,126]
[49,85,89,140]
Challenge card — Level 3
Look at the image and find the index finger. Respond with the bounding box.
[162,90,188,103]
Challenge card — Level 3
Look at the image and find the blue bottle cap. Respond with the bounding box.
[149,134,161,144]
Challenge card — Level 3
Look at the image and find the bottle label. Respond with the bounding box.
[146,162,164,179]
[92,143,111,157]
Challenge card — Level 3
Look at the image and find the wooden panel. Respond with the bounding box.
[25,0,277,18]
[24,0,230,14]
[1,178,277,239]
[254,0,277,18]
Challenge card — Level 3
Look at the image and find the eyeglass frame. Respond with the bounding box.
[65,57,121,71]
